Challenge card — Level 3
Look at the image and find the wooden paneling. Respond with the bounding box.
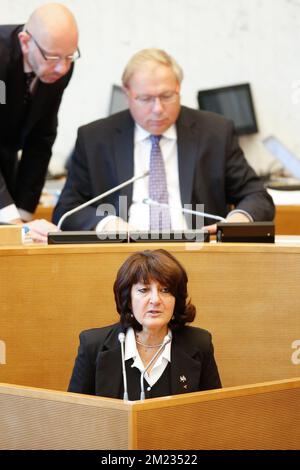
[133,378,300,450]
[275,205,300,235]
[0,226,22,245]
[1,242,300,390]
[0,383,129,450]
[1,378,299,450]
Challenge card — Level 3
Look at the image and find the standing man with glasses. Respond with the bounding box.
[0,3,80,241]
[53,48,274,232]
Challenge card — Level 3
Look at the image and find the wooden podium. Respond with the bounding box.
[1,242,300,391]
[0,378,299,450]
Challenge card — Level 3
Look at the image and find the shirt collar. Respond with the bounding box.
[125,327,138,361]
[125,327,172,363]
[134,123,177,143]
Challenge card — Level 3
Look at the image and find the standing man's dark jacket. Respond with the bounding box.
[0,25,73,214]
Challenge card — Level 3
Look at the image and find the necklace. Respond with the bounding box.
[135,338,164,348]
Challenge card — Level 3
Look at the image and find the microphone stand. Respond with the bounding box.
[118,333,129,401]
[143,198,226,222]
[57,171,149,230]
[140,336,171,400]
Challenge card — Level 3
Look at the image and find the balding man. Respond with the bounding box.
[54,48,274,233]
[0,3,79,241]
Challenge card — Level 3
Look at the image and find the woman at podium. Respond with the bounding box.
[68,249,221,400]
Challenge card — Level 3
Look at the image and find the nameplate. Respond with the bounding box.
[216,222,275,243]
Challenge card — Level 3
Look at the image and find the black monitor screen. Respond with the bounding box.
[197,83,258,135]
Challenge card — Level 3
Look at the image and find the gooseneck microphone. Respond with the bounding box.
[57,171,149,230]
[140,334,172,401]
[118,332,129,401]
[143,198,226,222]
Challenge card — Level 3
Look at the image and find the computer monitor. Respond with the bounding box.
[197,83,258,135]
[108,85,128,115]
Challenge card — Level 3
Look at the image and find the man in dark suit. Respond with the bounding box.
[53,48,274,232]
[0,3,79,241]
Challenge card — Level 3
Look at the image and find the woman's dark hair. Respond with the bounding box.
[113,249,196,331]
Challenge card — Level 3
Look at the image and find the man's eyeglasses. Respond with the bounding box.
[134,91,179,106]
[26,30,80,63]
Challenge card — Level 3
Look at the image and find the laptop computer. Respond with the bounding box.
[262,136,300,190]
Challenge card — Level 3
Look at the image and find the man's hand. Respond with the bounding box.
[23,219,58,243]
[225,212,251,223]
[203,223,217,234]
[98,216,134,233]
[204,212,251,235]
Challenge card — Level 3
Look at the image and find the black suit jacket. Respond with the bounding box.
[53,106,274,229]
[68,323,222,400]
[0,25,73,213]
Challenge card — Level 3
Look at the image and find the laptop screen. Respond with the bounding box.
[263,136,300,179]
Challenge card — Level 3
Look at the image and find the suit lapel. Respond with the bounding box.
[8,37,47,138]
[113,114,135,208]
[111,108,199,218]
[22,82,48,139]
[95,348,123,398]
[94,325,203,398]
[176,108,199,210]
[7,53,25,135]
[170,336,202,395]
[95,324,124,398]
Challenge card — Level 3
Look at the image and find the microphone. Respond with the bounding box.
[143,198,226,222]
[118,332,129,401]
[140,334,171,401]
[57,171,149,230]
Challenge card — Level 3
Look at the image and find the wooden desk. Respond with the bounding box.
[275,205,300,234]
[1,242,300,391]
[1,378,299,449]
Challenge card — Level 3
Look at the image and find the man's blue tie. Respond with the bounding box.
[149,135,171,231]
